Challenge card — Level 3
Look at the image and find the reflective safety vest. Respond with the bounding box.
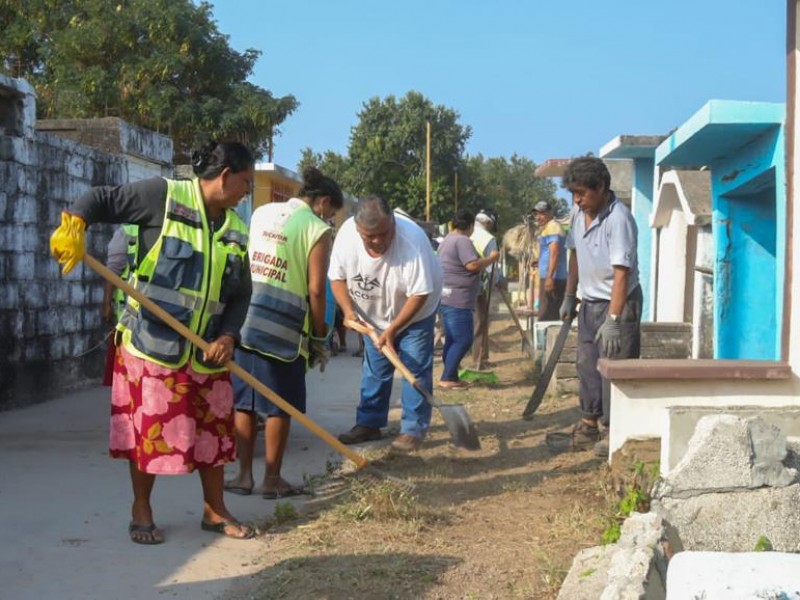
[470,225,495,288]
[470,225,494,258]
[240,198,330,362]
[118,178,249,373]
[112,224,140,321]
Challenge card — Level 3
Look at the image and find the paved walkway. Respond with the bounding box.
[0,336,398,600]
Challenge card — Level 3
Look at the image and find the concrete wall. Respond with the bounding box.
[655,207,690,322]
[655,100,785,360]
[608,376,800,459]
[0,74,171,409]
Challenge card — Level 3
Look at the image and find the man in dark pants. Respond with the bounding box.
[559,156,642,457]
[532,200,567,321]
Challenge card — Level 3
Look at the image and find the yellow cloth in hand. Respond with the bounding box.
[50,211,86,274]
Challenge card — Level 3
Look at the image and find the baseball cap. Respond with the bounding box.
[533,200,551,213]
[476,208,498,226]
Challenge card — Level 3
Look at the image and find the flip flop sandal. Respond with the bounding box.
[128,522,164,545]
[200,520,255,540]
[224,484,253,496]
[262,485,307,499]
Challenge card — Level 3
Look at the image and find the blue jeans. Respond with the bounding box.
[356,313,434,438]
[439,305,473,381]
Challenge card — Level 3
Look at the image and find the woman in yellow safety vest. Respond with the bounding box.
[224,166,343,498]
[50,141,255,545]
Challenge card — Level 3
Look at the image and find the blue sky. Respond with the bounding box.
[209,1,786,171]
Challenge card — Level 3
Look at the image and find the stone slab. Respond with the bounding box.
[656,415,797,496]
[653,484,800,552]
[557,545,613,600]
[666,551,800,600]
[664,406,800,474]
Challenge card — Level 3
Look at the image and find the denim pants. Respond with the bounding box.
[439,305,473,381]
[576,285,642,427]
[356,313,435,438]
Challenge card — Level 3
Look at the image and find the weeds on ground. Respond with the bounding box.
[534,548,569,597]
[601,459,660,544]
[274,501,299,524]
[337,479,420,523]
[754,535,774,551]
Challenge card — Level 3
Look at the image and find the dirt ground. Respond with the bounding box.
[226,316,631,600]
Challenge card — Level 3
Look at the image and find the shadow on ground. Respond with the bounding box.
[204,552,461,600]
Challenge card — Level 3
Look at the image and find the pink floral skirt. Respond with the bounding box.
[109,345,236,475]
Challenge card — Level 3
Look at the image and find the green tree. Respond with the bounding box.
[0,0,297,159]
[337,91,471,222]
[298,147,351,185]
[299,91,556,231]
[456,154,557,237]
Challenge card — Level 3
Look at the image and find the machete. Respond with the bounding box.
[522,314,575,419]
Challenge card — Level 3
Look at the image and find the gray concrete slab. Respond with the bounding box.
[0,333,403,600]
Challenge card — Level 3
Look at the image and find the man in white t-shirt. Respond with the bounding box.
[329,195,443,453]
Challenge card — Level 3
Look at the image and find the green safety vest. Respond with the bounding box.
[112,224,140,321]
[240,198,330,362]
[117,178,249,373]
[471,226,495,289]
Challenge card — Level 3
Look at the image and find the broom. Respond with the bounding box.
[459,262,498,384]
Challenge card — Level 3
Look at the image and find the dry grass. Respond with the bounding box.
[227,318,623,600]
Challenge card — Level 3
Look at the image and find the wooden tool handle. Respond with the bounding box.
[84,253,367,469]
[344,318,418,384]
[498,287,533,353]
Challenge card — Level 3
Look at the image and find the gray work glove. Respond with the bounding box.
[595,316,622,357]
[308,336,331,372]
[559,294,577,320]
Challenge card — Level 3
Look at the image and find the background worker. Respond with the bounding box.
[100,224,139,386]
[330,195,442,453]
[532,200,567,321]
[50,140,256,544]
[225,166,343,499]
[470,208,504,370]
[560,156,642,457]
[437,209,500,389]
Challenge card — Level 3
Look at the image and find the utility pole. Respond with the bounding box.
[425,121,431,222]
[454,167,459,213]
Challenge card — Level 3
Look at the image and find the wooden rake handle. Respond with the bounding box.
[498,287,533,353]
[83,253,368,470]
[344,318,419,385]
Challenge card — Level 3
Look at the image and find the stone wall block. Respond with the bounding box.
[0,224,13,250]
[19,281,44,309]
[22,337,48,362]
[37,308,63,336]
[0,135,12,161]
[48,335,70,361]
[69,282,87,306]
[0,281,18,309]
[9,136,35,165]
[16,193,38,224]
[12,252,35,280]
[16,165,31,195]
[13,309,36,338]
[91,285,105,305]
[69,332,90,356]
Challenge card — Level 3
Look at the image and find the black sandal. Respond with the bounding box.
[200,520,255,540]
[128,522,164,545]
